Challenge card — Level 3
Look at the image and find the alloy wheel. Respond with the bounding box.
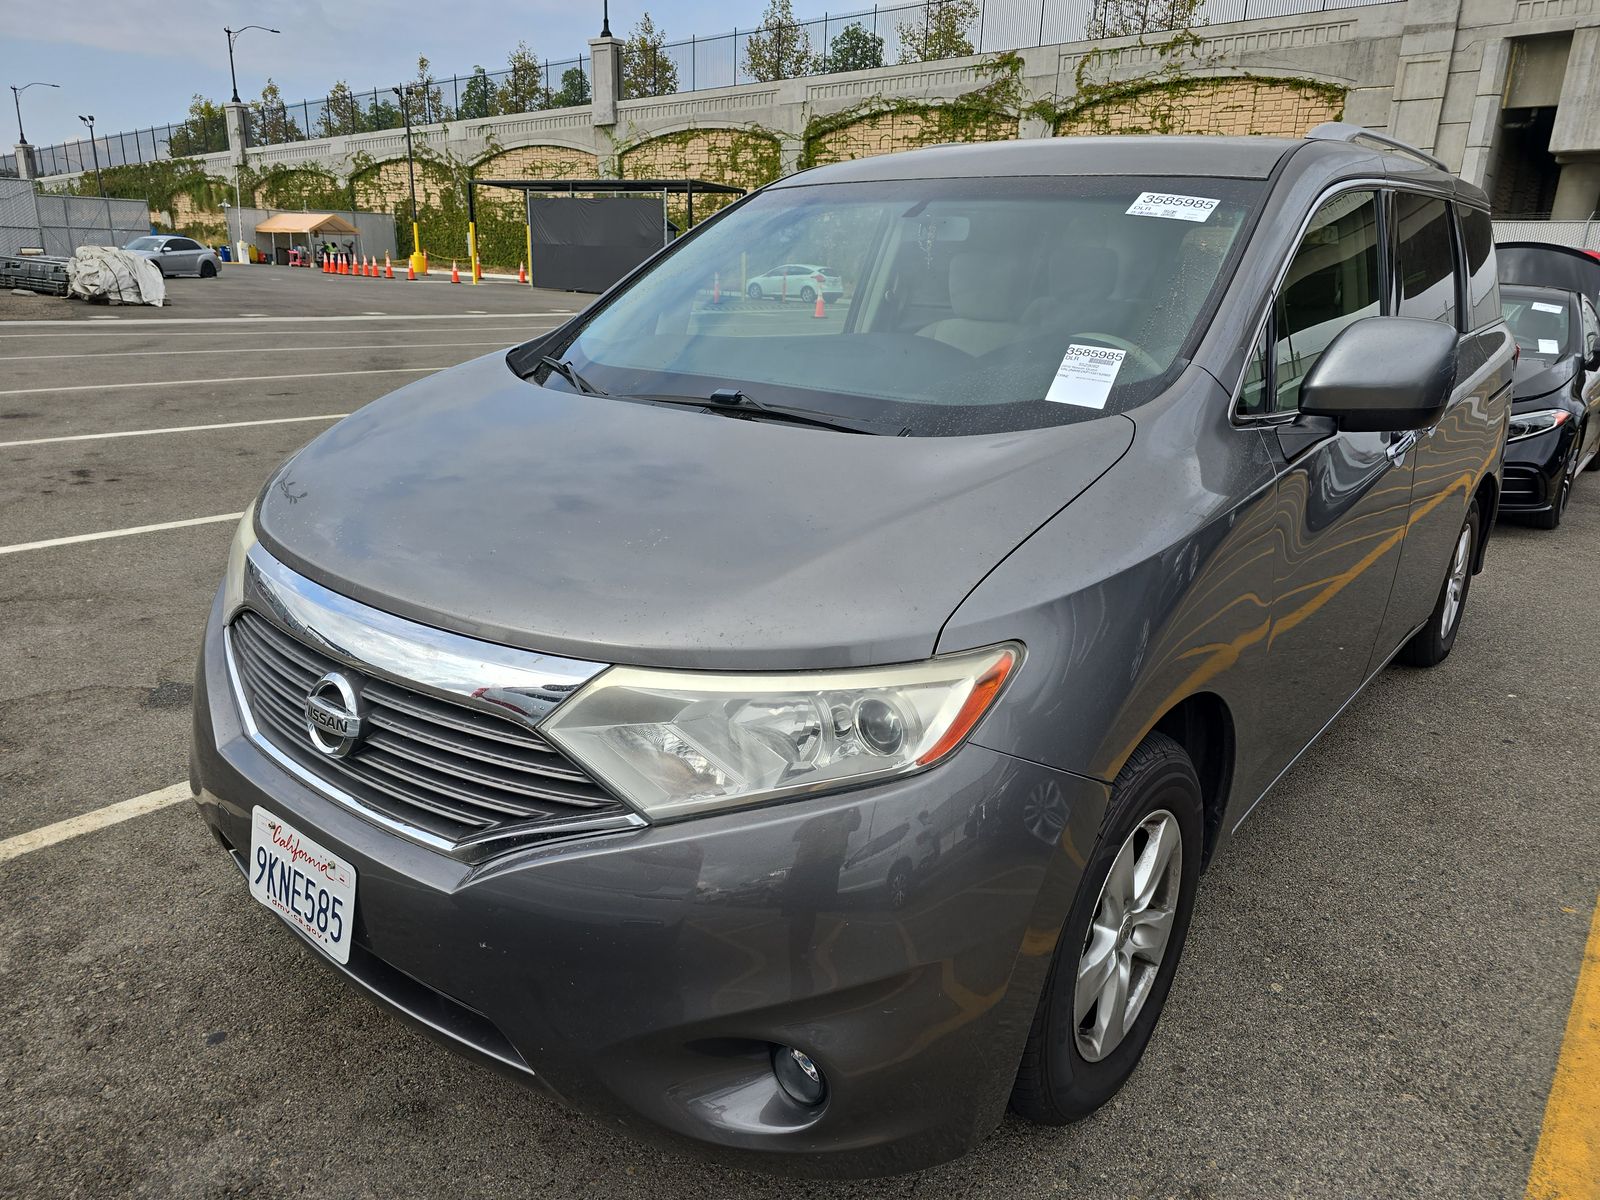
[1073,809,1182,1062]
[1441,524,1472,634]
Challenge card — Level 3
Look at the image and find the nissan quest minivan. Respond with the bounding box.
[191,125,1513,1177]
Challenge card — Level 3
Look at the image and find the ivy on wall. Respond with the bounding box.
[618,127,783,226]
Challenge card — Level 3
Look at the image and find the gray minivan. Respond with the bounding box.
[191,124,1513,1177]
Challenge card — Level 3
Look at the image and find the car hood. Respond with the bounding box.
[1511,355,1577,405]
[256,352,1135,669]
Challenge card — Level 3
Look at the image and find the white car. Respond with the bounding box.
[122,234,221,278]
[746,262,843,303]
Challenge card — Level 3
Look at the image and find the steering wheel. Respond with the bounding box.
[1073,332,1164,376]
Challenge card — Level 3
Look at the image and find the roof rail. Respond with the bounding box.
[1305,122,1448,172]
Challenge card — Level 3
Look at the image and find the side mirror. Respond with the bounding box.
[1299,316,1457,433]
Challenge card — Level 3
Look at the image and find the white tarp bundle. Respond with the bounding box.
[65,246,166,306]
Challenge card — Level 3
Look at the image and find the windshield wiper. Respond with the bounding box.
[538,356,606,396]
[633,388,907,436]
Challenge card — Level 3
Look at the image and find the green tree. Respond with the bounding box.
[366,95,403,131]
[743,0,817,82]
[495,40,544,114]
[1086,0,1204,37]
[896,0,979,63]
[621,13,679,98]
[458,67,494,119]
[823,22,884,72]
[405,55,449,124]
[167,95,228,156]
[317,81,367,137]
[550,66,591,108]
[249,79,302,145]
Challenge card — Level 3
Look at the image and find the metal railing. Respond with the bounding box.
[26,116,228,177]
[245,56,591,147]
[36,0,1401,164]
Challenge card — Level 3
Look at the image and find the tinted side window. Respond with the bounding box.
[170,238,198,251]
[1394,193,1458,328]
[1271,190,1383,415]
[1458,206,1498,329]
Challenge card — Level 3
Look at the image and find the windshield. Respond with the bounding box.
[1501,287,1573,357]
[550,176,1262,435]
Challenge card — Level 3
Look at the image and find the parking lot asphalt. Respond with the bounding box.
[1,268,1595,1199]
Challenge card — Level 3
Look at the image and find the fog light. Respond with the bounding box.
[772,1045,826,1105]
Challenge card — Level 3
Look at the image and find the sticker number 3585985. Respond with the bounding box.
[1126,192,1220,222]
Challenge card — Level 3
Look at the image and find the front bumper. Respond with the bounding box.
[190,587,1108,1177]
[1499,425,1570,514]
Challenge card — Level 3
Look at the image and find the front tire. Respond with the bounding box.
[1010,732,1203,1124]
[1529,442,1577,530]
[800,285,817,304]
[199,260,218,278]
[1397,498,1479,667]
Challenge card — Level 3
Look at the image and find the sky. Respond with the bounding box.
[2,1,769,148]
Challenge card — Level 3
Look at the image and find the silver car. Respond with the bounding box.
[123,234,221,278]
[746,261,843,303]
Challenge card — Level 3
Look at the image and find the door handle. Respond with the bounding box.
[1386,431,1419,463]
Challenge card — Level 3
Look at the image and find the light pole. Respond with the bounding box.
[224,25,280,104]
[601,0,612,37]
[391,85,424,273]
[10,81,59,144]
[78,114,104,195]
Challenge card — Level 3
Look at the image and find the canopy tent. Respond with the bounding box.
[254,211,363,266]
[468,178,747,292]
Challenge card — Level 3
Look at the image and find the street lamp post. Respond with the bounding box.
[224,25,280,104]
[10,81,60,144]
[391,85,424,274]
[78,114,104,195]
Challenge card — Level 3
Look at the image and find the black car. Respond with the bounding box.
[1498,284,1600,527]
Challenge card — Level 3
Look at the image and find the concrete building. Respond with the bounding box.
[19,0,1599,225]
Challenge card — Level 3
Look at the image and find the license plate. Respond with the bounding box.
[248,806,356,965]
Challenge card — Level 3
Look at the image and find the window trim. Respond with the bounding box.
[1230,179,1392,427]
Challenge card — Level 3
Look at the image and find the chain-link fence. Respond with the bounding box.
[0,179,150,256]
[0,152,17,179]
[1493,218,1600,250]
[245,56,591,148]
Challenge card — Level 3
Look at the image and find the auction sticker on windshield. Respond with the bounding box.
[249,806,356,964]
[1126,192,1220,222]
[1046,344,1127,409]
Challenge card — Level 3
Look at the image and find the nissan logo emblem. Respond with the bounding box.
[304,671,367,758]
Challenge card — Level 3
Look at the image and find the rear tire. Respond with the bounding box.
[1010,732,1202,1125]
[746,282,762,300]
[1397,498,1479,667]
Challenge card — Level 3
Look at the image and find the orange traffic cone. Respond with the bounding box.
[384,255,394,280]
[369,258,378,278]
[406,261,416,281]
[342,255,350,275]
[320,252,327,274]
[451,260,461,284]
[518,261,527,285]
[813,292,826,319]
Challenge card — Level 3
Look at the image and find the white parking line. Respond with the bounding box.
[0,512,243,556]
[0,783,192,863]
[0,365,442,397]
[0,413,349,449]
[1,312,576,328]
[0,340,511,362]
[0,323,546,341]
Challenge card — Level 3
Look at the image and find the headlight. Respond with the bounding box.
[542,643,1020,820]
[1507,408,1569,443]
[222,503,258,617]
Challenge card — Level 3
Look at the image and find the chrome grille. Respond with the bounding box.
[228,609,627,849]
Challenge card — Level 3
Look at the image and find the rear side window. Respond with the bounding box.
[1269,190,1383,414]
[1459,207,1499,329]
[1394,193,1458,328]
